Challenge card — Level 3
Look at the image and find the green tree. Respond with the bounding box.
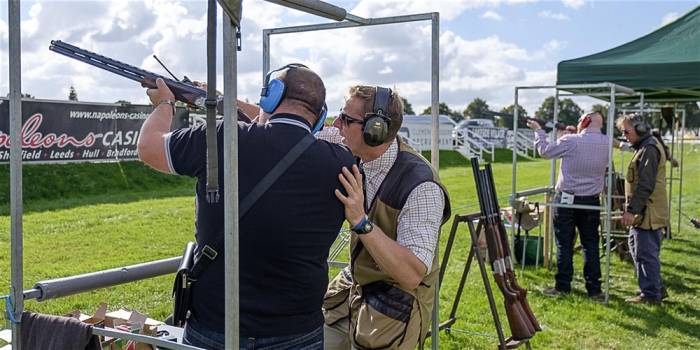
[115,100,131,105]
[535,96,583,126]
[421,102,462,121]
[462,97,490,119]
[498,104,528,128]
[68,86,78,101]
[401,97,415,115]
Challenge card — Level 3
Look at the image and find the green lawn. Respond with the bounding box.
[1,147,698,349]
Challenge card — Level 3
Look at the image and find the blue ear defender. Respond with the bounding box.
[261,64,306,113]
[260,63,329,132]
[311,103,328,134]
[260,78,287,113]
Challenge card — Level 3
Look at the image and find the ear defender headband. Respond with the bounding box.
[362,86,392,147]
[631,113,650,136]
[260,63,328,133]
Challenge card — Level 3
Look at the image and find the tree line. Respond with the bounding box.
[413,96,700,132]
[9,88,700,132]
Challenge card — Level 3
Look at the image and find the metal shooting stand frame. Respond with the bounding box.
[424,213,531,350]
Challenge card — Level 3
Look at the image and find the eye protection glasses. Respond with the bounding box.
[338,112,365,126]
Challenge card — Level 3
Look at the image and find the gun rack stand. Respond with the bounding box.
[422,213,532,350]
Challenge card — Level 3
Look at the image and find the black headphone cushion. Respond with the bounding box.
[363,115,390,147]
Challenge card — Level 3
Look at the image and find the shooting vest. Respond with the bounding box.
[625,137,668,230]
[323,139,451,349]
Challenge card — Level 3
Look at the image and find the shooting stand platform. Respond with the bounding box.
[422,213,532,350]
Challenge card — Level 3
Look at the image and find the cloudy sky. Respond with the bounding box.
[1,0,698,115]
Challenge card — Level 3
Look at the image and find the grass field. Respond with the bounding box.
[1,146,698,349]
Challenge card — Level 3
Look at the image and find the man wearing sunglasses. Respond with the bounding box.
[320,86,451,350]
[616,114,667,305]
[527,111,608,301]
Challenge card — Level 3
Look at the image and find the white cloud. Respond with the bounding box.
[482,11,503,21]
[1,0,560,116]
[562,0,586,10]
[543,39,566,52]
[660,12,680,27]
[539,10,569,21]
[352,0,534,22]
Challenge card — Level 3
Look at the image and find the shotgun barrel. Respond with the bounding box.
[478,167,536,336]
[484,163,542,332]
[471,158,534,340]
[49,40,250,122]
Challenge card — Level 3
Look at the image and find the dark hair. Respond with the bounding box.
[347,85,404,141]
[277,66,325,117]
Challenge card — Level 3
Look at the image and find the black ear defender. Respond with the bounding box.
[362,86,393,147]
[631,113,650,136]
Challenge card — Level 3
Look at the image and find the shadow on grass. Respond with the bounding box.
[421,149,535,169]
[664,238,700,255]
[0,187,193,216]
[608,296,700,342]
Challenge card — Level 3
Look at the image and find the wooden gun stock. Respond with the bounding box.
[472,157,534,340]
[484,163,541,332]
[484,222,534,340]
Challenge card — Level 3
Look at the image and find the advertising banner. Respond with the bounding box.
[0,99,187,163]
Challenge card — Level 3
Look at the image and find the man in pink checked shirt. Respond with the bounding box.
[527,112,609,301]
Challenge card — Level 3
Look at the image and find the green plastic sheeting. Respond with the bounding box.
[557,5,700,102]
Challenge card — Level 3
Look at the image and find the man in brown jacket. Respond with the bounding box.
[617,114,668,305]
[321,86,451,349]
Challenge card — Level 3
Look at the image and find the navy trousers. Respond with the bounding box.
[628,227,663,301]
[553,194,602,296]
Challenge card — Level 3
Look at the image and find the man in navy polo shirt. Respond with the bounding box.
[137,65,354,349]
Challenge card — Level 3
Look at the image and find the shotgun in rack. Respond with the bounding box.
[471,157,536,341]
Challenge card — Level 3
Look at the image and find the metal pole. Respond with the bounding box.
[263,0,347,21]
[223,16,240,350]
[668,104,675,239]
[511,87,519,257]
[91,327,202,350]
[678,109,686,235]
[32,258,180,301]
[263,29,271,84]
[265,13,433,35]
[430,12,439,350]
[549,90,560,269]
[430,12,439,169]
[9,0,24,348]
[604,86,616,304]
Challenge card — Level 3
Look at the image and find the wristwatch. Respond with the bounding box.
[351,216,374,235]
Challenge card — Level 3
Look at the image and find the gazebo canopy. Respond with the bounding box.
[557,5,700,103]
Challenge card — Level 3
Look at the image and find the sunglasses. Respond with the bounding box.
[339,112,364,126]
